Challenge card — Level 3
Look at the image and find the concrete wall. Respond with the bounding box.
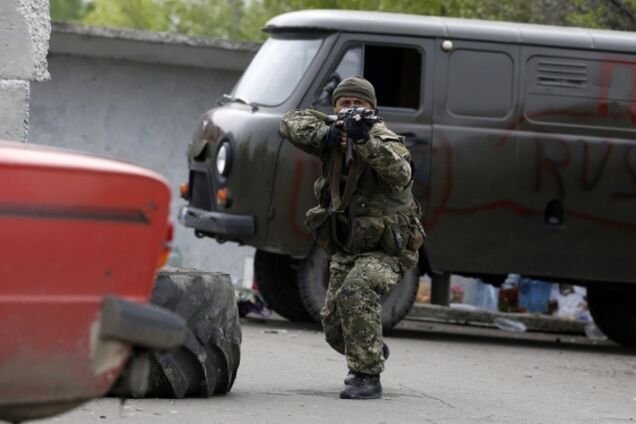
[0,0,50,141]
[30,23,260,279]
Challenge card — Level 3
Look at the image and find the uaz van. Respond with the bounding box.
[180,10,636,346]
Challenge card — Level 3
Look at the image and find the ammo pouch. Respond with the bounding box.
[346,194,425,256]
[306,203,424,257]
[305,205,337,255]
[306,148,426,256]
[305,205,386,255]
[348,216,385,253]
[381,203,425,257]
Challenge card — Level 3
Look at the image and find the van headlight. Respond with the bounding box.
[216,141,232,177]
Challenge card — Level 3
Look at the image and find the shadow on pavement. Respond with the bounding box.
[242,316,635,357]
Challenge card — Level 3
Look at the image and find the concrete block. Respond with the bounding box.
[0,0,50,80]
[0,80,29,142]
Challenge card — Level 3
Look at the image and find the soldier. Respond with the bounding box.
[279,76,424,400]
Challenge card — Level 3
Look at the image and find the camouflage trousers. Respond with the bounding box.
[320,251,403,375]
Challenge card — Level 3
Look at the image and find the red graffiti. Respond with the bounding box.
[611,145,636,200]
[534,138,571,197]
[582,142,613,190]
[598,58,636,123]
[425,54,636,232]
[424,138,453,230]
[289,158,312,241]
[288,153,321,241]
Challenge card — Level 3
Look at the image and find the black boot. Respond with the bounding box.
[340,373,382,399]
[344,343,390,385]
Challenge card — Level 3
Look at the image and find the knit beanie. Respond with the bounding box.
[332,75,377,108]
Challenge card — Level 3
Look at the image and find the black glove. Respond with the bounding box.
[325,122,344,149]
[344,115,373,144]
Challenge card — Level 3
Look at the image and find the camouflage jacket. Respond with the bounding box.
[280,109,422,258]
[279,109,412,192]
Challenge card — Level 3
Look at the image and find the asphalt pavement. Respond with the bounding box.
[37,316,636,424]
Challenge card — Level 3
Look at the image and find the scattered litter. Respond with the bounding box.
[584,322,608,341]
[450,284,464,303]
[170,410,179,415]
[449,303,479,311]
[235,287,272,318]
[494,317,527,333]
[263,329,288,335]
[551,285,591,321]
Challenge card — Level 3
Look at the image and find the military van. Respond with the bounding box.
[179,10,636,346]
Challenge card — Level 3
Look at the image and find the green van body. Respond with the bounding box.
[180,10,636,344]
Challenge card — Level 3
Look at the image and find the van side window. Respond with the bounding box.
[318,44,422,110]
[316,46,362,106]
[524,55,636,131]
[446,50,514,118]
[335,46,363,80]
[364,45,422,110]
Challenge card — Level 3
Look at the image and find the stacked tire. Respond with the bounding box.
[113,266,242,398]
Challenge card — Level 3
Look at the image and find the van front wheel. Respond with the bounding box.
[297,246,419,330]
[587,285,636,347]
[253,250,313,322]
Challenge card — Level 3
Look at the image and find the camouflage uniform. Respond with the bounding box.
[280,109,421,376]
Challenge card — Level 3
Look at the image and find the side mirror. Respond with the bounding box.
[313,73,341,106]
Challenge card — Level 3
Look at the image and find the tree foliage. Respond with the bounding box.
[50,0,636,40]
[50,0,90,21]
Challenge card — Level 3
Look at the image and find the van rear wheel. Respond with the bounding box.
[253,250,313,322]
[587,285,636,347]
[297,246,419,330]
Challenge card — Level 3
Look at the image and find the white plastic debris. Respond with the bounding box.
[584,322,608,341]
[494,317,527,333]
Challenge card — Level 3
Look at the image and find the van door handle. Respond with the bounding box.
[399,132,430,148]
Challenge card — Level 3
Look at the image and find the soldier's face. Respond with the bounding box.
[334,96,373,113]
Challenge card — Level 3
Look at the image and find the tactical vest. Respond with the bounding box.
[305,146,425,258]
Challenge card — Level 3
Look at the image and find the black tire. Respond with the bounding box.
[114,266,242,398]
[588,285,636,347]
[254,249,314,322]
[297,246,419,330]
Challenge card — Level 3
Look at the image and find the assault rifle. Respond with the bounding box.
[326,107,381,167]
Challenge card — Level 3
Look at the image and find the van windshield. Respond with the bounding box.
[232,37,323,106]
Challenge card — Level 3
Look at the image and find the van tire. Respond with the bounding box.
[297,246,419,329]
[587,285,636,347]
[112,267,242,398]
[254,250,313,322]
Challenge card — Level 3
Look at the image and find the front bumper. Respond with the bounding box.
[100,296,186,350]
[179,205,255,237]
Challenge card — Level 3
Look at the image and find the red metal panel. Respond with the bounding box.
[0,142,171,406]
